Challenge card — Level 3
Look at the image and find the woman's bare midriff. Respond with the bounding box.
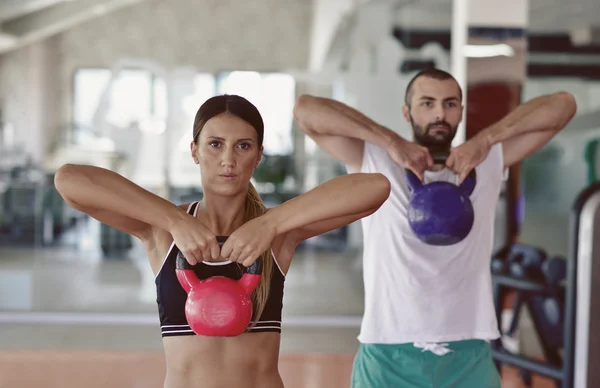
[162,332,283,388]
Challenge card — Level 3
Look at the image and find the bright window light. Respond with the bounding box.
[217,71,295,155]
[463,44,515,58]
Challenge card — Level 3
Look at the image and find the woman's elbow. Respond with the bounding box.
[54,164,84,202]
[555,91,577,118]
[293,94,314,115]
[54,164,75,189]
[293,94,317,131]
[371,173,391,206]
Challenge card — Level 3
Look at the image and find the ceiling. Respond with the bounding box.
[389,0,600,33]
[0,0,598,55]
[0,0,75,22]
[0,0,147,53]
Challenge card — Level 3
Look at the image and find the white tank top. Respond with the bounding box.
[357,142,507,344]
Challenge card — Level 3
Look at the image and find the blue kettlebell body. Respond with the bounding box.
[406,168,476,246]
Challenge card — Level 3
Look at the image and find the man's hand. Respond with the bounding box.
[220,216,277,267]
[446,135,492,183]
[387,136,433,181]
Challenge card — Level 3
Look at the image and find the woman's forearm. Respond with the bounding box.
[264,173,390,235]
[54,164,188,232]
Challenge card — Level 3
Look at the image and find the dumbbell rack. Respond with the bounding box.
[491,182,600,388]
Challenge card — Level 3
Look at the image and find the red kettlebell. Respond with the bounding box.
[175,236,263,337]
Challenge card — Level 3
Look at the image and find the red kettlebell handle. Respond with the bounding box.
[175,236,263,294]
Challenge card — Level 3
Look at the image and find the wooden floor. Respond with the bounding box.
[0,351,557,388]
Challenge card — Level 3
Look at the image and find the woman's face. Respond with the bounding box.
[191,113,262,196]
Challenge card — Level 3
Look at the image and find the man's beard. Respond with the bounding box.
[410,115,457,152]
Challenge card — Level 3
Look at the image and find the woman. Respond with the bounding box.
[54,94,391,388]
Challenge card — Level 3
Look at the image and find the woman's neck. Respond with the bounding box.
[197,192,246,236]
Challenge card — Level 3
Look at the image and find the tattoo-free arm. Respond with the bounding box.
[294,95,402,172]
[264,172,391,243]
[474,91,577,168]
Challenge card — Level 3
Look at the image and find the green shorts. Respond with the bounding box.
[351,339,501,388]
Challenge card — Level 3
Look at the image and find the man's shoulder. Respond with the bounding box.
[361,142,393,166]
[475,142,507,182]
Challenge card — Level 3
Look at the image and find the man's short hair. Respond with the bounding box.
[404,68,462,106]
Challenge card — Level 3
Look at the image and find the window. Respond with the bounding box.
[178,73,217,151]
[73,68,112,129]
[72,68,297,188]
[171,73,217,187]
[74,68,168,133]
[105,69,165,133]
[217,71,296,155]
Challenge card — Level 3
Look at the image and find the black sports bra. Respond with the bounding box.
[155,201,286,337]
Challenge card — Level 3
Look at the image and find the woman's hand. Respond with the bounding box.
[220,216,277,267]
[169,214,220,265]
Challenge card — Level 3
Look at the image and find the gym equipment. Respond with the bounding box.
[507,244,547,279]
[491,245,510,275]
[175,236,263,337]
[493,242,565,384]
[0,154,82,246]
[539,256,568,340]
[542,256,567,287]
[405,154,477,246]
[583,138,598,185]
[0,162,48,245]
[491,182,600,388]
[100,222,133,258]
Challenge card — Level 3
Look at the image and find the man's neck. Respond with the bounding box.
[411,141,451,171]
[411,136,450,154]
[412,141,451,157]
[427,146,451,158]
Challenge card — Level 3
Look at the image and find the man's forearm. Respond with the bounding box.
[319,97,400,145]
[294,95,401,149]
[475,91,577,147]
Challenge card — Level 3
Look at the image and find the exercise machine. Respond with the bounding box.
[491,182,600,387]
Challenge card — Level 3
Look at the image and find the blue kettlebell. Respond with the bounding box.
[405,154,476,246]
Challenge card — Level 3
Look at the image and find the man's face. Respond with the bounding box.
[402,77,464,150]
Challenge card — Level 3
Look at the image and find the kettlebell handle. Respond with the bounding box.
[405,151,449,190]
[430,151,449,166]
[429,152,478,191]
[175,235,263,275]
[404,151,477,195]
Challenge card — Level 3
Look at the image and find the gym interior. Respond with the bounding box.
[0,0,599,387]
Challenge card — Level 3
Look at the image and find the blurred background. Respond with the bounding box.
[0,0,598,387]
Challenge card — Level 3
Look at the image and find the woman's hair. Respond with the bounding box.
[192,94,272,327]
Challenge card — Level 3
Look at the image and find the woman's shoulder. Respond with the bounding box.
[178,202,197,213]
[148,202,196,244]
[144,201,200,273]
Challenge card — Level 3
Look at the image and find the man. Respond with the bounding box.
[293,68,577,387]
